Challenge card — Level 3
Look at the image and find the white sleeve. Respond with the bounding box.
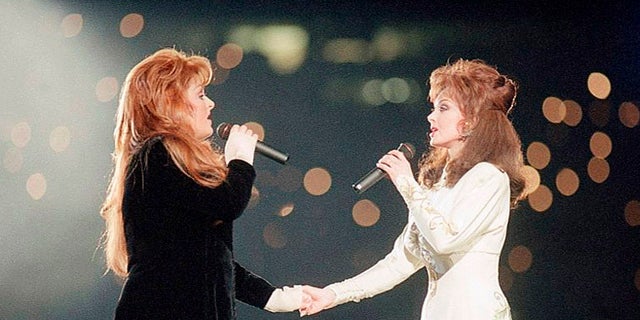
[264,285,303,313]
[325,225,424,306]
[396,162,510,254]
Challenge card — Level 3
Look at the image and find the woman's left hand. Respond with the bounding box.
[376,149,413,188]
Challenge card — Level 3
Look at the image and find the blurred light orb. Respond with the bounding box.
[26,173,47,200]
[278,203,295,217]
[255,24,309,74]
[216,43,244,69]
[303,167,332,196]
[3,147,23,173]
[11,122,32,148]
[61,13,83,38]
[120,13,144,38]
[587,72,611,99]
[624,200,640,227]
[499,265,514,292]
[528,184,553,212]
[619,102,639,128]
[526,141,551,170]
[542,96,566,123]
[521,165,541,196]
[247,186,260,209]
[508,245,533,273]
[589,131,612,159]
[381,77,411,103]
[561,100,583,127]
[323,38,370,64]
[49,126,71,153]
[555,168,580,196]
[361,79,386,106]
[352,199,380,227]
[263,222,286,249]
[587,157,609,183]
[96,77,119,102]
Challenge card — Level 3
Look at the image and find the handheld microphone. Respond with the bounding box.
[352,143,416,194]
[216,122,290,164]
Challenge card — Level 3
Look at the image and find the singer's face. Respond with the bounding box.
[427,94,466,157]
[186,82,215,140]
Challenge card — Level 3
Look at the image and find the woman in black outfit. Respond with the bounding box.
[100,48,306,319]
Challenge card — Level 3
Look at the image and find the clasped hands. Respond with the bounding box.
[297,285,336,317]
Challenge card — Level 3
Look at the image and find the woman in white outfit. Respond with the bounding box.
[300,58,527,320]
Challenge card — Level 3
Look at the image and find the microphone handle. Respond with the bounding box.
[255,142,289,164]
[352,167,386,194]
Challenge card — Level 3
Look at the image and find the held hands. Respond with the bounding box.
[223,124,258,165]
[299,285,337,316]
[376,149,414,188]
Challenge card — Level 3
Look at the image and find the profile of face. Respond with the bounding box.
[427,93,466,157]
[186,81,215,140]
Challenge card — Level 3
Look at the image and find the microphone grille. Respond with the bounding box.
[216,122,233,140]
[398,142,416,160]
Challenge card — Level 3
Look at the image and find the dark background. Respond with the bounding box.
[0,1,638,319]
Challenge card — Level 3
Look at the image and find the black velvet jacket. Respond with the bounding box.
[115,138,275,319]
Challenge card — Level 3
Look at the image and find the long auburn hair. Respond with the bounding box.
[417,59,526,207]
[100,48,227,278]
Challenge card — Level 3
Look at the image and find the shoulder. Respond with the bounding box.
[131,136,170,169]
[463,162,509,185]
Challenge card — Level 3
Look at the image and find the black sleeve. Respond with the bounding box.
[234,261,276,309]
[136,140,256,222]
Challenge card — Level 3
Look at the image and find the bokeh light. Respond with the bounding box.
[61,13,83,38]
[587,157,610,183]
[499,265,514,292]
[521,165,541,196]
[303,167,332,196]
[253,24,309,74]
[26,173,47,200]
[589,131,612,159]
[381,77,411,104]
[352,199,381,227]
[587,72,611,100]
[216,43,244,69]
[618,102,639,128]
[11,122,31,148]
[278,203,295,217]
[322,38,370,64]
[274,166,302,193]
[561,100,583,127]
[542,96,566,123]
[528,184,553,212]
[3,147,23,173]
[624,200,640,227]
[49,126,71,153]
[96,77,119,103]
[120,13,144,38]
[508,245,533,273]
[361,79,386,106]
[526,141,551,169]
[247,186,260,209]
[262,222,286,249]
[555,168,579,196]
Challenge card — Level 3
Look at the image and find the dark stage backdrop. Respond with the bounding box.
[0,1,638,319]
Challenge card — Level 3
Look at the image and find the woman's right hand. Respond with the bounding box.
[300,285,337,316]
[223,124,258,165]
